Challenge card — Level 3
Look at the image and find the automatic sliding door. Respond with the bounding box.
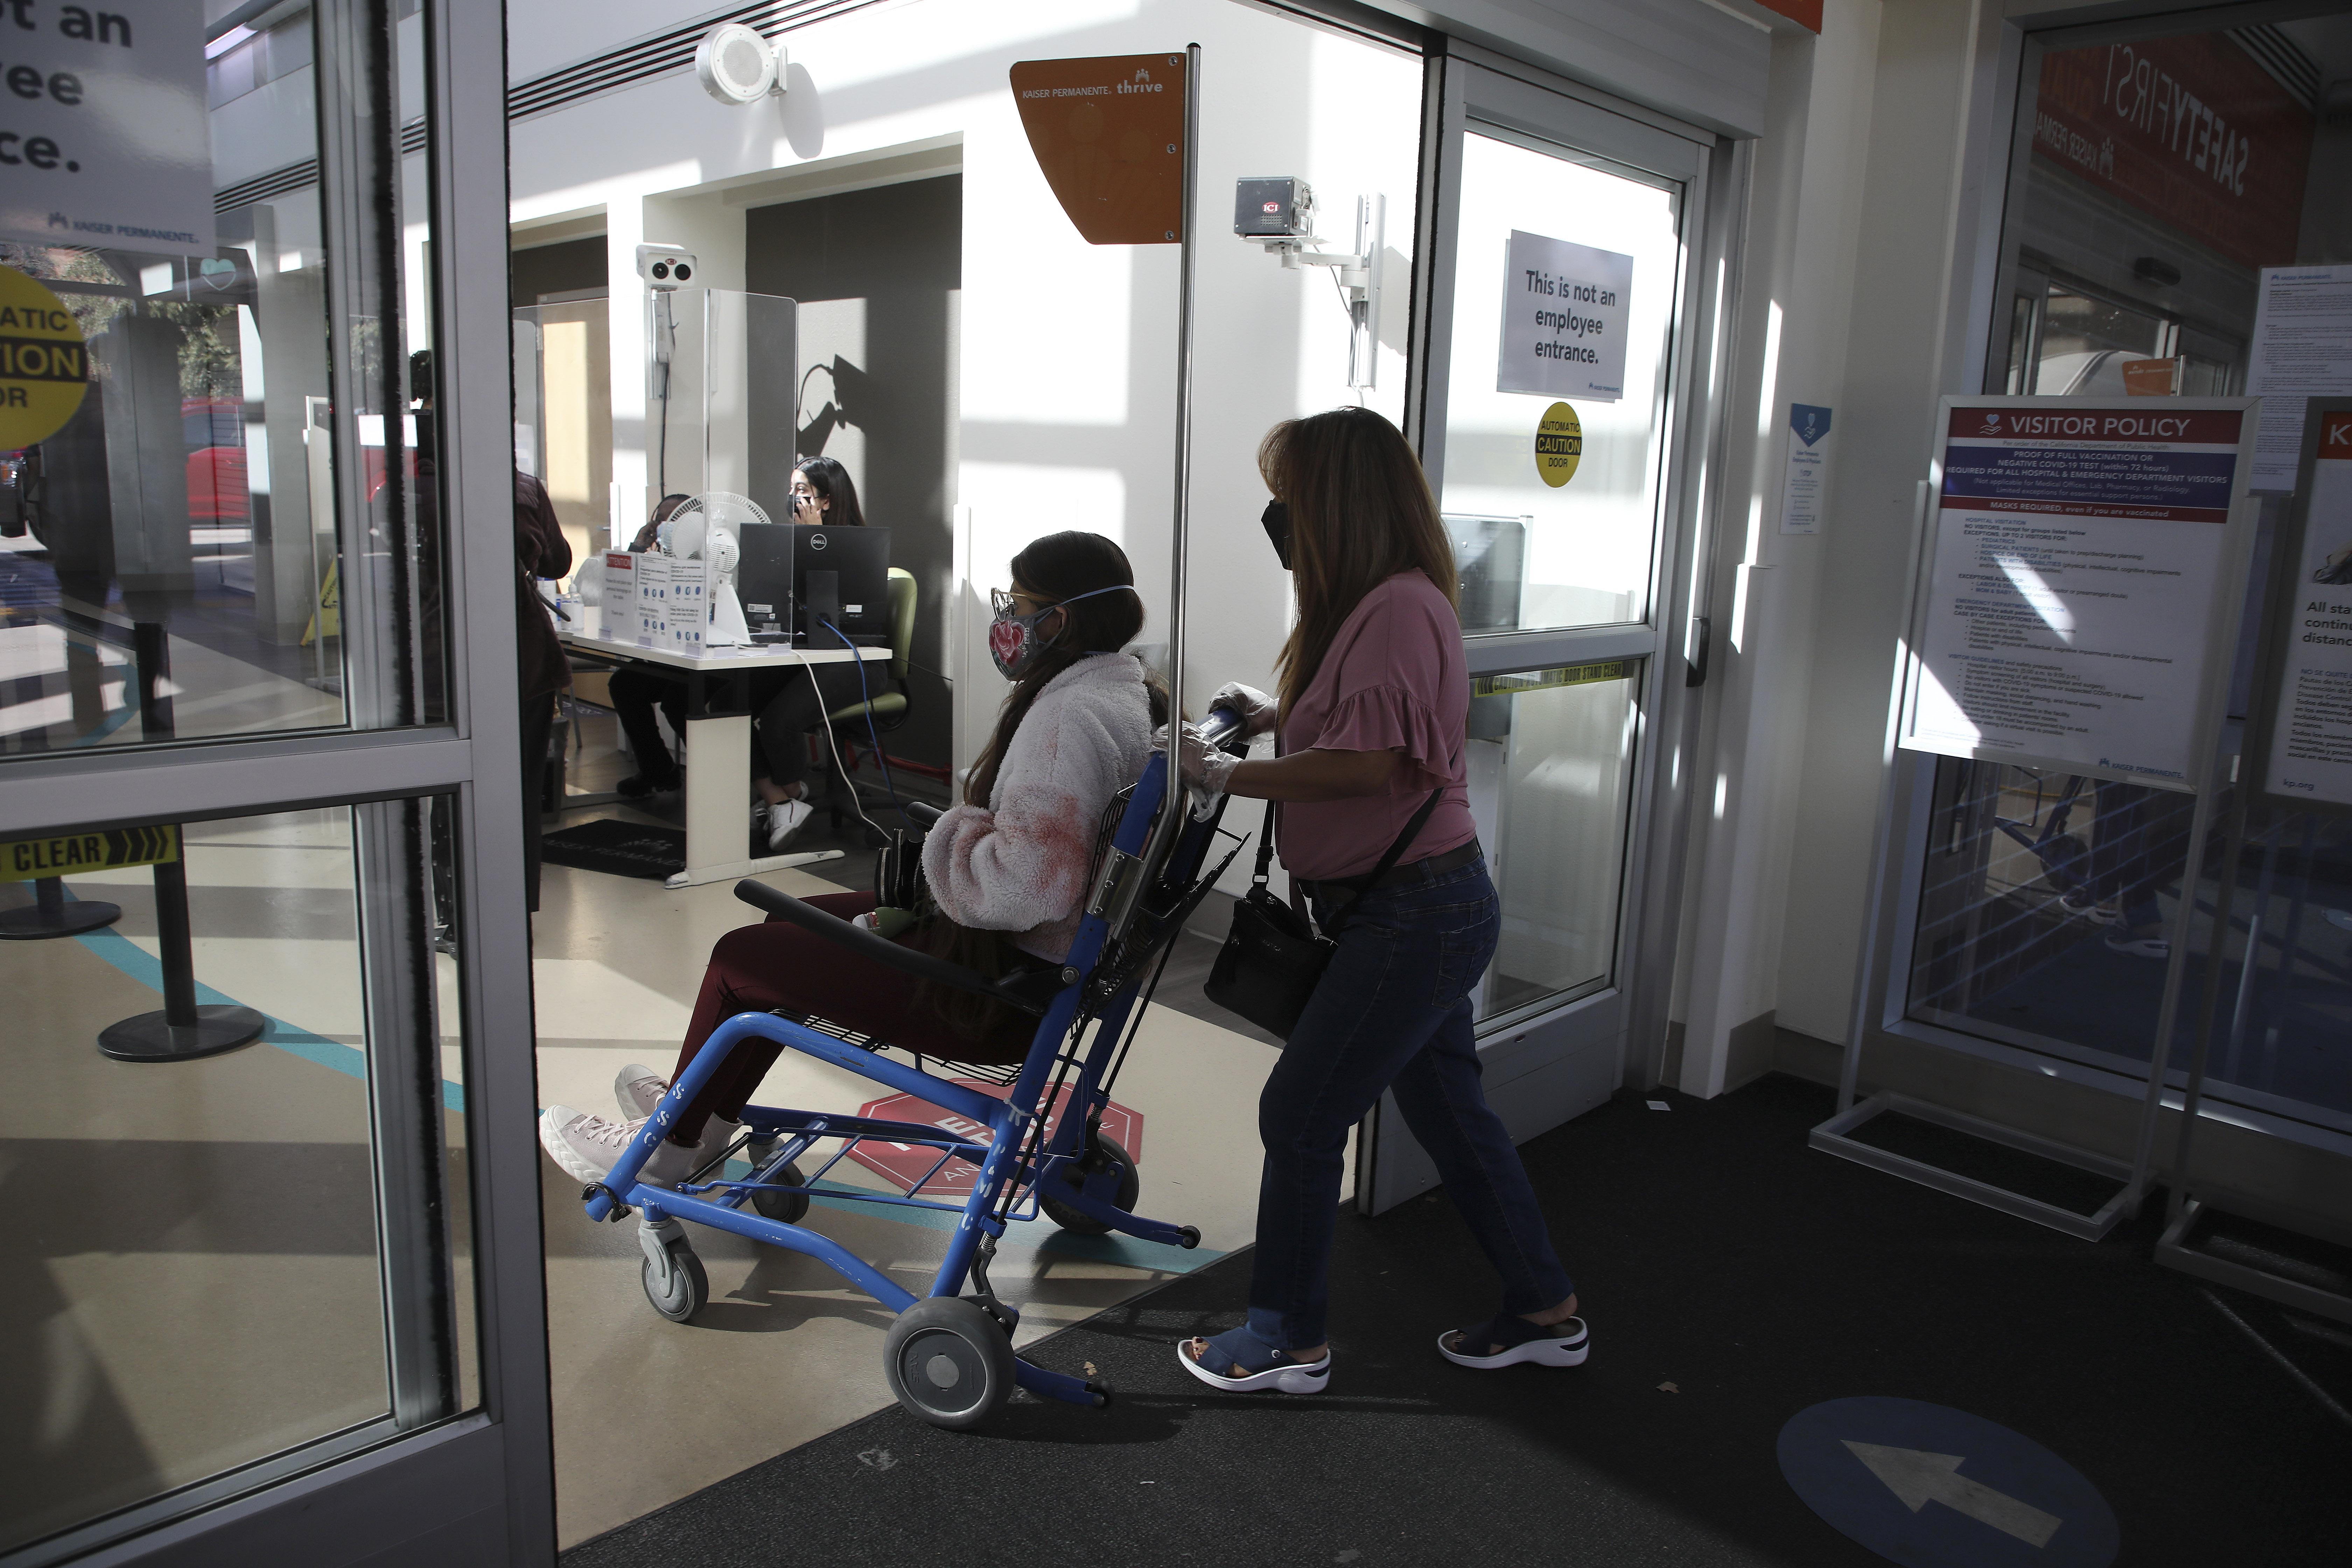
[1362,55,1715,1213]
[0,2,546,1563]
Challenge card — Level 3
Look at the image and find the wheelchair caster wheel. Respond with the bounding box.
[1039,1134,1140,1235]
[748,1156,811,1224]
[884,1296,1014,1430]
[641,1236,708,1323]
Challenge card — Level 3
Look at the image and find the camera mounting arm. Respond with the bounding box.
[1236,182,1385,390]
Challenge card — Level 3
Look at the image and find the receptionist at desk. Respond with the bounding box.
[752,456,877,851]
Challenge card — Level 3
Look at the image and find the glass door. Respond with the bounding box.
[1360,51,1720,1212]
[0,4,550,1563]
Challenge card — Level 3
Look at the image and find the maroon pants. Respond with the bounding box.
[668,891,1037,1141]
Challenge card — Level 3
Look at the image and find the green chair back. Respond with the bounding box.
[884,567,916,680]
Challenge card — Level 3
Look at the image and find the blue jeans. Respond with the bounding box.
[1246,855,1575,1351]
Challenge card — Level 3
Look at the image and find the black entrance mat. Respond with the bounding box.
[540,818,685,880]
[561,1074,2352,1568]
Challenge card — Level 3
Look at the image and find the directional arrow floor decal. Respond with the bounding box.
[1843,1440,2065,1547]
[1778,1397,2118,1567]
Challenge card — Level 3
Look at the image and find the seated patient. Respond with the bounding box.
[538,530,1161,1186]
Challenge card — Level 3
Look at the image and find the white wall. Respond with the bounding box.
[505,0,1422,896]
[1673,0,1887,1093]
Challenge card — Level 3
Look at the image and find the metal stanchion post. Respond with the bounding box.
[0,875,121,939]
[97,844,265,1062]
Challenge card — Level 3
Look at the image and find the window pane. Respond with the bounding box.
[0,799,471,1553]
[1437,131,1681,632]
[1463,662,1641,1025]
[0,5,438,757]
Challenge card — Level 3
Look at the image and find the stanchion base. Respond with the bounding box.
[0,901,122,939]
[98,1005,267,1063]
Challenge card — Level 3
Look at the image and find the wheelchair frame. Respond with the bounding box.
[576,712,1244,1426]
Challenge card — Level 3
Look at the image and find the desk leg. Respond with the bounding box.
[668,712,843,889]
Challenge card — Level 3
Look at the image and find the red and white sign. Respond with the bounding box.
[2032,36,2313,273]
[851,1079,1142,1198]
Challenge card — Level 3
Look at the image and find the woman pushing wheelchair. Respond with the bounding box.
[1169,406,1584,1391]
[538,530,1164,1187]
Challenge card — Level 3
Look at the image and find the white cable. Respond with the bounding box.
[788,643,885,839]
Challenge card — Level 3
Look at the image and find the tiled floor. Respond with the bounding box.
[6,712,1298,1552]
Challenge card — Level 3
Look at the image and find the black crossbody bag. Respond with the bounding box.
[1204,788,1443,1041]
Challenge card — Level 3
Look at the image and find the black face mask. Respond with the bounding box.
[1260,499,1292,570]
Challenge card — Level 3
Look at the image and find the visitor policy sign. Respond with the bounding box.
[0,2,215,254]
[1498,230,1633,403]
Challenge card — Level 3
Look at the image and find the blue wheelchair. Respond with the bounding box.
[577,711,1246,1429]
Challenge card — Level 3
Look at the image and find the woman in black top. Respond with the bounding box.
[752,456,875,849]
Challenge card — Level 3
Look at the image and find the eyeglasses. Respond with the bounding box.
[990,588,1025,616]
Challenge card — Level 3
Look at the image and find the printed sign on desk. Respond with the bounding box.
[0,2,214,253]
[1899,399,2258,789]
[1497,231,1633,403]
[2258,402,2352,815]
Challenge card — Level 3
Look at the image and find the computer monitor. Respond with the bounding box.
[735,523,892,645]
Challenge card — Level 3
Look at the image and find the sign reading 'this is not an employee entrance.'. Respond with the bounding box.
[1901,400,2256,789]
[0,1,214,254]
[1498,231,1633,403]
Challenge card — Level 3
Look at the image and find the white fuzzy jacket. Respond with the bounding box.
[923,653,1155,962]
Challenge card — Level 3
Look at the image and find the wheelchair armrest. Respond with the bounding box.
[905,800,943,829]
[731,881,1047,1016]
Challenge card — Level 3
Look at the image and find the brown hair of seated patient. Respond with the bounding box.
[659,530,1162,1148]
[919,529,1166,1038]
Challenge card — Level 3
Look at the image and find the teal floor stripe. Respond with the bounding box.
[69,920,465,1112]
[63,907,1223,1269]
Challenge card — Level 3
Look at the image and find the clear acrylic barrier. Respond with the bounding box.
[639,288,797,522]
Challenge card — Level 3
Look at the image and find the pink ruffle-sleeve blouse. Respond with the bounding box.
[1276,569,1477,883]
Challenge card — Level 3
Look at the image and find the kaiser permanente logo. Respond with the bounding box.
[1118,68,1162,93]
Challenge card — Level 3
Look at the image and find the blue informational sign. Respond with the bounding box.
[1791,404,1833,446]
[1778,1398,2118,1568]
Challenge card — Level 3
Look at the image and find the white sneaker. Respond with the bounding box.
[615,1062,669,1119]
[538,1106,737,1188]
[766,797,814,852]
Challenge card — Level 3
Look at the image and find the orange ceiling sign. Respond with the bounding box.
[1010,52,1188,246]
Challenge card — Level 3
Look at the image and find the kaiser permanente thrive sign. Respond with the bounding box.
[1498,231,1633,403]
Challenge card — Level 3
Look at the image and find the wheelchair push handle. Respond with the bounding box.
[903,800,944,829]
[1198,707,1246,748]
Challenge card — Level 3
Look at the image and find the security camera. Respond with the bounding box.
[636,244,696,291]
[1235,177,1315,241]
[1236,179,1385,391]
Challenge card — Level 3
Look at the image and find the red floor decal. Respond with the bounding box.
[850,1079,1142,1198]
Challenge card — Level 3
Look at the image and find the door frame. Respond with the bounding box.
[8,4,556,1564]
[1359,39,1743,1213]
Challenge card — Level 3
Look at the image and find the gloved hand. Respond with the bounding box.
[1208,681,1278,738]
[1153,721,1241,807]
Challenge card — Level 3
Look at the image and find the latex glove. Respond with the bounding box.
[1208,681,1278,738]
[1153,721,1240,809]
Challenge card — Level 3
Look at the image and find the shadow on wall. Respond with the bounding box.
[748,175,960,772]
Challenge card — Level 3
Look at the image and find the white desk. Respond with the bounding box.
[559,625,888,889]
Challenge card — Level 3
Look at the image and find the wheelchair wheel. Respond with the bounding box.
[1038,1134,1140,1235]
[750,1159,811,1224]
[884,1296,1014,1430]
[641,1236,708,1323]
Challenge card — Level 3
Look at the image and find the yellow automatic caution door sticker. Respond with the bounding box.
[0,266,92,449]
[1535,401,1581,488]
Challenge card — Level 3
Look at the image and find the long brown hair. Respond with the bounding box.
[1259,407,1458,720]
[924,530,1165,1042]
